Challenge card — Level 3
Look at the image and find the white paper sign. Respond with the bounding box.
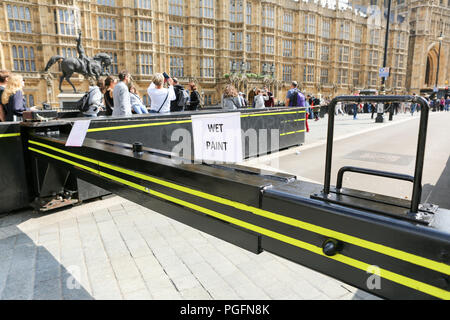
[65,120,91,147]
[192,112,242,163]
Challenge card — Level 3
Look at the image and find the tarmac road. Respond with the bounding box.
[273,112,450,209]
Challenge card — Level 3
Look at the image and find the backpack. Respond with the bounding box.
[177,89,190,109]
[289,89,301,107]
[76,89,95,113]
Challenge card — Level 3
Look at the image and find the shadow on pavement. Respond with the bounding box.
[0,224,92,300]
[422,157,450,210]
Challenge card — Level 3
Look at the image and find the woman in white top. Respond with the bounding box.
[147,73,176,113]
[254,89,269,109]
[84,79,105,117]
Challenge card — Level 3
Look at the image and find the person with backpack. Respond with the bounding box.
[82,79,105,117]
[129,85,149,114]
[170,78,189,112]
[286,81,308,132]
[221,85,242,110]
[285,81,306,108]
[187,82,201,111]
[147,73,176,113]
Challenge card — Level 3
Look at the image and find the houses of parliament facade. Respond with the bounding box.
[0,0,448,108]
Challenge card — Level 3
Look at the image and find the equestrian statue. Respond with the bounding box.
[44,31,112,93]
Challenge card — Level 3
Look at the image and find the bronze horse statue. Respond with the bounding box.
[45,53,112,93]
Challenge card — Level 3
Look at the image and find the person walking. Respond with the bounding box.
[221,85,242,110]
[129,85,149,114]
[147,73,176,113]
[336,101,345,116]
[0,70,10,122]
[113,70,133,117]
[1,74,32,121]
[445,96,450,112]
[104,76,117,116]
[187,82,201,111]
[83,79,105,117]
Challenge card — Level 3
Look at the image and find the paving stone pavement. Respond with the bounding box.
[0,197,381,300]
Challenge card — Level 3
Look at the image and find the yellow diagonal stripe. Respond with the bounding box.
[27,144,450,299]
[0,133,20,138]
[86,110,306,133]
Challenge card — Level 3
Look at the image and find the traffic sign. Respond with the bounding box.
[379,67,390,78]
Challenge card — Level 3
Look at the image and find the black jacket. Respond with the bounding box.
[187,90,200,111]
[4,90,27,121]
[170,84,185,112]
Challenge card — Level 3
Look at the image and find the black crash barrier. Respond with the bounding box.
[0,122,30,213]
[1,107,306,214]
[22,124,450,300]
[81,107,306,158]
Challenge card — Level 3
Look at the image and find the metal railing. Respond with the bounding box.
[323,95,430,214]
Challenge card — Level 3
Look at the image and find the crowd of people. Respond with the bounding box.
[1,68,449,122]
[78,70,204,118]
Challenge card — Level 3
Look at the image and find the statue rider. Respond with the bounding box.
[76,30,92,76]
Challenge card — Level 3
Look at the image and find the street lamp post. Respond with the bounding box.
[435,32,443,97]
[376,0,392,123]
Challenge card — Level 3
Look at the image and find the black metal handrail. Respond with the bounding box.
[336,166,414,190]
[323,95,430,213]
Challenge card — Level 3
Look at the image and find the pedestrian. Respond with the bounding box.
[254,89,269,109]
[221,85,242,110]
[0,70,10,122]
[187,82,201,111]
[83,79,105,117]
[285,81,308,132]
[306,95,315,119]
[263,86,274,108]
[285,81,306,108]
[352,103,358,120]
[170,78,188,112]
[104,76,117,116]
[113,70,133,117]
[336,101,345,116]
[239,92,248,108]
[1,74,33,121]
[445,96,450,112]
[439,97,445,112]
[313,96,321,121]
[411,93,417,116]
[129,85,149,114]
[147,73,177,113]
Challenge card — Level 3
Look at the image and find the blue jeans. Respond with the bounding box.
[353,104,358,119]
[132,104,149,114]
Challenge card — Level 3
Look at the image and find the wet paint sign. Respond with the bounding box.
[192,112,242,163]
